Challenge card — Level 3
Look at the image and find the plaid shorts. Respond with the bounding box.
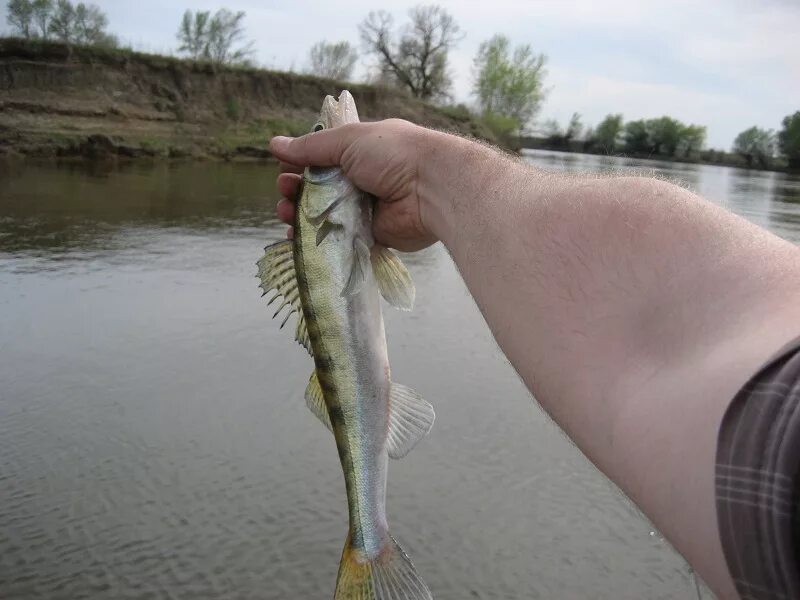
[716,337,800,600]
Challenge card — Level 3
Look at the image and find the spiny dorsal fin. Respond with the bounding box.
[341,237,371,298]
[305,371,332,432]
[386,383,435,459]
[371,244,415,311]
[255,240,311,354]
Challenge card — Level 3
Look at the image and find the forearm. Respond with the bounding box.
[419,130,800,596]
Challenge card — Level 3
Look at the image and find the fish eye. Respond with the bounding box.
[313,123,325,132]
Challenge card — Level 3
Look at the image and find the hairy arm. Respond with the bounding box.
[271,122,800,598]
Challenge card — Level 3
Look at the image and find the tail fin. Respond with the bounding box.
[335,534,433,600]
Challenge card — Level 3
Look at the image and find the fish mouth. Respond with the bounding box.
[317,90,360,129]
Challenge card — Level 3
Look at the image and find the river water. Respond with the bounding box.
[1,151,798,600]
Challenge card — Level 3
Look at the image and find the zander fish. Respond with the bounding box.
[257,90,435,599]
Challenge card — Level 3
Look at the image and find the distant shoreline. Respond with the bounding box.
[518,138,793,174]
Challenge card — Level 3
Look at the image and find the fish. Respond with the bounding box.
[256,90,435,600]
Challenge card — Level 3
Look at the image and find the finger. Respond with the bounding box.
[287,226,294,240]
[279,161,303,174]
[276,198,295,225]
[270,123,364,167]
[277,172,302,198]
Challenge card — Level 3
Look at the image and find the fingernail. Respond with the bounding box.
[271,136,292,152]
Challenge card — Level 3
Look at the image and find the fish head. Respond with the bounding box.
[304,90,372,252]
[312,90,360,132]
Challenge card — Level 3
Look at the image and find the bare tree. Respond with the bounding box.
[359,5,461,100]
[6,0,35,38]
[308,40,358,81]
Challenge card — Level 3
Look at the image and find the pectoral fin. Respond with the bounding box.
[304,371,332,432]
[371,244,415,311]
[315,219,341,246]
[341,237,371,297]
[256,240,311,353]
[387,383,435,459]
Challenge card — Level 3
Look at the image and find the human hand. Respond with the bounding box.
[270,119,439,252]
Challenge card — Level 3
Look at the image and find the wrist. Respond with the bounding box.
[416,128,524,247]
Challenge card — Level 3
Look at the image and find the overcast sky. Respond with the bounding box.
[3,0,798,149]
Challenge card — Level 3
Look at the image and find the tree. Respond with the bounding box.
[778,111,800,169]
[359,5,461,100]
[592,114,624,152]
[565,112,583,141]
[206,9,254,65]
[176,9,254,65]
[472,34,547,134]
[623,119,650,154]
[732,126,775,168]
[73,2,108,44]
[46,1,113,46]
[542,118,562,138]
[308,41,358,81]
[31,0,53,38]
[678,124,706,158]
[48,0,75,42]
[541,117,570,148]
[6,0,35,38]
[646,116,684,156]
[177,10,211,60]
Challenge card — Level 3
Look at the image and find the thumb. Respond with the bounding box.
[269,124,360,168]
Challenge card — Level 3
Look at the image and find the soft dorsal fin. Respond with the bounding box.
[305,371,332,432]
[386,383,435,459]
[341,237,371,297]
[371,244,415,311]
[256,240,311,353]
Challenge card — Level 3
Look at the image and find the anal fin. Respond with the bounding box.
[387,383,435,459]
[305,371,332,432]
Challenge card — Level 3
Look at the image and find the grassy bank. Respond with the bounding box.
[0,38,497,161]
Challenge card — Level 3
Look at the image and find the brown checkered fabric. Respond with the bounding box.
[716,338,800,600]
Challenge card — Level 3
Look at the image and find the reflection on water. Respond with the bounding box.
[2,154,796,600]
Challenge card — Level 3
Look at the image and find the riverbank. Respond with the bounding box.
[0,38,496,161]
[519,136,792,173]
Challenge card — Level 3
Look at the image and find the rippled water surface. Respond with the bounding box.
[1,154,798,600]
